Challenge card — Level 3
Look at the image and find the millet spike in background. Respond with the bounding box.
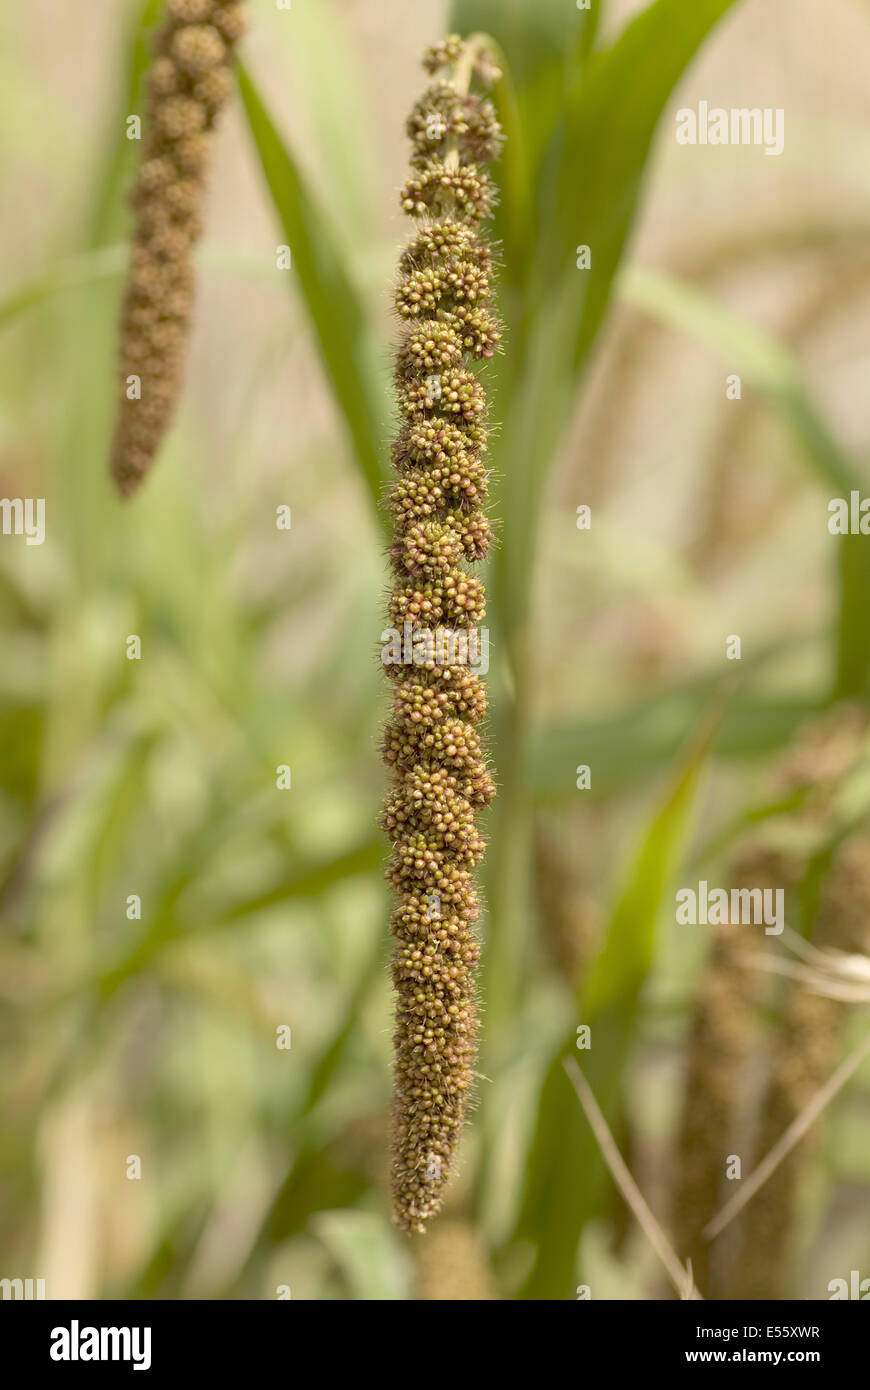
[110,0,247,497]
[382,35,502,1235]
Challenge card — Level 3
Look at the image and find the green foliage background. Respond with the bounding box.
[1,0,869,1299]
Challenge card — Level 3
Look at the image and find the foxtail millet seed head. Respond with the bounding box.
[385,37,502,1235]
[671,844,797,1299]
[734,829,870,1299]
[679,707,870,1298]
[414,1219,498,1301]
[109,0,248,497]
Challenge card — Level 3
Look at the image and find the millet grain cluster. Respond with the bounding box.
[110,0,247,496]
[674,707,870,1298]
[382,36,502,1234]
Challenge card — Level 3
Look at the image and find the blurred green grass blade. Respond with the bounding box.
[836,536,870,698]
[492,0,739,636]
[449,0,601,178]
[267,0,376,245]
[51,828,382,1101]
[54,287,119,584]
[450,0,600,87]
[222,839,384,925]
[530,696,820,801]
[301,932,384,1118]
[537,0,740,365]
[448,0,599,283]
[0,631,47,701]
[479,0,741,1119]
[623,264,796,392]
[312,1211,410,1300]
[0,248,126,330]
[583,707,720,1015]
[487,57,531,281]
[95,838,384,998]
[622,265,860,493]
[127,1201,212,1300]
[528,634,825,801]
[231,1141,369,1296]
[796,762,870,940]
[690,787,813,870]
[237,63,389,520]
[622,266,870,698]
[0,244,276,333]
[226,936,386,1297]
[88,0,163,248]
[49,0,162,586]
[515,711,718,1299]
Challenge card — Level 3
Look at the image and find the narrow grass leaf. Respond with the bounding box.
[237,64,389,519]
[88,0,164,248]
[312,1211,411,1301]
[622,265,870,698]
[515,709,718,1299]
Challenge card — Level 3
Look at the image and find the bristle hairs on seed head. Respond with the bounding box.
[384,36,502,1236]
[110,0,247,498]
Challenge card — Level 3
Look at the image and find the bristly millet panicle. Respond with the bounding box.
[110,0,247,497]
[382,35,503,1235]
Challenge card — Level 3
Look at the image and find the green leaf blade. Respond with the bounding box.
[237,64,389,523]
[515,711,718,1299]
